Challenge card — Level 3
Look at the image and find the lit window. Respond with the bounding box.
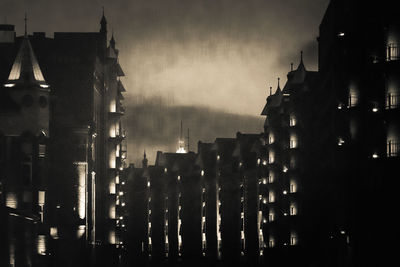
[289,138,298,149]
[290,203,297,216]
[386,43,400,61]
[387,140,399,157]
[257,158,261,165]
[290,180,297,193]
[268,173,274,183]
[269,211,275,222]
[289,115,296,127]
[348,93,358,107]
[269,151,275,164]
[386,93,399,109]
[269,134,274,144]
[269,237,275,247]
[268,191,275,203]
[290,232,298,246]
[38,144,46,158]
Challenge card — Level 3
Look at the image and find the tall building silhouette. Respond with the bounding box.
[0,11,128,267]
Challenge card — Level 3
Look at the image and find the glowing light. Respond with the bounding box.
[77,225,85,239]
[109,182,116,194]
[372,107,378,112]
[201,170,205,176]
[122,202,126,207]
[290,232,298,246]
[338,32,345,37]
[262,178,267,185]
[283,190,288,195]
[50,227,59,239]
[338,138,345,146]
[257,158,261,165]
[119,191,124,196]
[4,83,15,87]
[40,84,49,88]
[147,181,151,187]
[37,235,47,255]
[109,230,116,244]
[109,204,116,219]
[6,192,17,208]
[75,163,87,219]
[283,166,288,173]
[217,155,220,160]
[290,203,297,215]
[177,175,181,181]
[268,192,275,203]
[176,139,187,153]
[372,153,379,159]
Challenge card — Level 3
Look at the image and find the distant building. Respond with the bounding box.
[126,133,265,266]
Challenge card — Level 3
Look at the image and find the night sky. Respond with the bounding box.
[1,0,330,165]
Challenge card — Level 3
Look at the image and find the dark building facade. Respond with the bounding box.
[126,133,266,266]
[1,12,128,267]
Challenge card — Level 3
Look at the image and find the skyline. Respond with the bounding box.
[1,0,329,116]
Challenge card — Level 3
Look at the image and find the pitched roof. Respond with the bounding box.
[5,37,48,87]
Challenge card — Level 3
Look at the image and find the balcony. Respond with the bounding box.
[386,43,400,61]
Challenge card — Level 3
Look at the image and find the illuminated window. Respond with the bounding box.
[290,180,297,193]
[386,93,399,109]
[269,134,274,144]
[268,151,275,164]
[289,115,296,127]
[37,235,46,255]
[269,237,275,247]
[290,232,298,246]
[348,93,358,107]
[387,140,399,157]
[386,43,400,61]
[290,138,298,149]
[268,173,274,183]
[38,144,46,157]
[268,191,275,203]
[290,203,297,216]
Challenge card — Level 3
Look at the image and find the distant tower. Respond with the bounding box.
[100,7,107,35]
[142,150,148,168]
[176,121,186,153]
[110,31,116,50]
[3,27,50,136]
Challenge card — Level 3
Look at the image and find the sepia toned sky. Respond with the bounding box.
[1,0,330,164]
[1,0,329,116]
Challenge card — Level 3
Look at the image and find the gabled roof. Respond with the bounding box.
[5,37,48,87]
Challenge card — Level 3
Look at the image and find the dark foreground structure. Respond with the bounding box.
[0,12,129,267]
[126,1,400,267]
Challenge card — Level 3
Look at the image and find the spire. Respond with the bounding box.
[176,120,187,153]
[297,50,306,70]
[24,12,27,37]
[110,29,115,49]
[269,86,272,96]
[277,77,281,93]
[4,33,48,88]
[142,150,148,168]
[100,7,107,34]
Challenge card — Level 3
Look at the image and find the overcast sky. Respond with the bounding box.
[1,0,330,116]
